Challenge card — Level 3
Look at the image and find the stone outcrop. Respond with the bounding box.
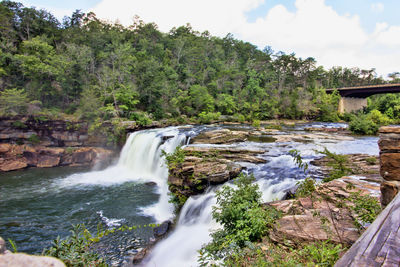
[311,154,380,178]
[0,237,65,267]
[168,146,266,198]
[267,176,380,247]
[379,126,400,206]
[191,129,249,144]
[304,127,350,134]
[0,116,90,147]
[0,144,114,171]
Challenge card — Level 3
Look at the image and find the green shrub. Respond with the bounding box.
[162,146,185,171]
[43,224,107,267]
[368,109,391,125]
[44,223,158,266]
[0,88,29,115]
[27,134,41,144]
[349,191,381,230]
[349,114,379,135]
[233,113,246,123]
[365,157,377,165]
[298,241,344,266]
[318,148,352,182]
[252,119,261,128]
[129,111,152,126]
[12,121,27,129]
[296,177,317,198]
[198,111,221,124]
[198,174,281,264]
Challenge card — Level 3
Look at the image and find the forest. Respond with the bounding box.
[1,0,400,132]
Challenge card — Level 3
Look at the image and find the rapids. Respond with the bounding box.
[0,123,378,266]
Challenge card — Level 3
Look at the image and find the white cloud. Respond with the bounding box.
[371,2,384,13]
[92,0,400,77]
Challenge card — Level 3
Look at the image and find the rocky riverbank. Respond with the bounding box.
[0,116,117,171]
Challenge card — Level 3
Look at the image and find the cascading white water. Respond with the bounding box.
[145,178,295,267]
[57,127,186,222]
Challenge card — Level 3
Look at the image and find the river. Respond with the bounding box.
[0,123,378,266]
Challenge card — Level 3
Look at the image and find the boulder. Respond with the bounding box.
[0,253,65,267]
[268,176,380,248]
[0,160,27,171]
[168,145,266,198]
[191,129,249,144]
[153,221,171,238]
[380,180,400,206]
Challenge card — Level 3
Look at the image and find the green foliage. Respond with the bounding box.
[365,157,377,165]
[297,241,344,267]
[43,223,158,266]
[252,119,261,128]
[162,146,185,171]
[0,88,29,115]
[8,239,18,253]
[314,88,340,122]
[129,111,152,126]
[0,1,391,125]
[349,114,379,135]
[198,111,220,124]
[289,149,308,173]
[43,224,107,267]
[296,177,317,198]
[348,110,390,136]
[317,147,352,182]
[198,174,281,264]
[27,134,40,144]
[349,191,381,230]
[12,121,27,128]
[217,240,343,267]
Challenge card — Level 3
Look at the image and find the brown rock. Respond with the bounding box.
[380,153,400,181]
[269,210,359,246]
[378,134,400,152]
[268,177,381,248]
[0,144,11,153]
[0,160,27,171]
[192,129,249,144]
[379,126,400,134]
[37,155,60,168]
[0,253,65,267]
[380,180,400,207]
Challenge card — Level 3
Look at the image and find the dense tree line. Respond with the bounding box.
[0,1,395,124]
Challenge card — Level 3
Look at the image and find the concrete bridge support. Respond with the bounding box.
[338,97,367,113]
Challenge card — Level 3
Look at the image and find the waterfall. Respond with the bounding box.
[57,127,186,222]
[145,178,295,266]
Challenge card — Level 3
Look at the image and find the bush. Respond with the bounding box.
[252,119,261,128]
[349,114,379,135]
[198,111,220,124]
[198,174,281,264]
[0,88,29,115]
[318,148,352,182]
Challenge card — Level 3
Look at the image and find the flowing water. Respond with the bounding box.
[0,123,379,266]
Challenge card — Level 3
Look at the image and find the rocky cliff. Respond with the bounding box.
[0,116,115,171]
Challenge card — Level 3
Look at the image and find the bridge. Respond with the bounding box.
[326,83,400,113]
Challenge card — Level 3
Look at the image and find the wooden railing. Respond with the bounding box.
[334,192,400,266]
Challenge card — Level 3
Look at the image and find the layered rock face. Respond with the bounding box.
[0,116,90,147]
[168,129,267,198]
[0,116,115,171]
[267,176,380,247]
[379,126,400,206]
[0,144,114,171]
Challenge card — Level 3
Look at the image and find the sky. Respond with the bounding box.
[16,0,400,78]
